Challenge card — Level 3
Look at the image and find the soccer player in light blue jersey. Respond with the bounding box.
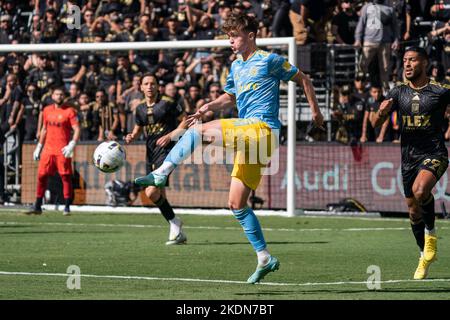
[135,13,324,283]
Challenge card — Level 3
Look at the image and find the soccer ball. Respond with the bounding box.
[93,141,126,173]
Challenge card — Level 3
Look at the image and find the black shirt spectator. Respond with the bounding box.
[59,52,87,85]
[21,83,41,140]
[26,54,61,96]
[331,1,359,45]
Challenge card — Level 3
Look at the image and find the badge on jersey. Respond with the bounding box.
[411,93,420,114]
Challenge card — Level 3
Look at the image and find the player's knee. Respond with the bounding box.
[145,187,160,202]
[409,210,422,224]
[412,186,429,203]
[228,200,245,211]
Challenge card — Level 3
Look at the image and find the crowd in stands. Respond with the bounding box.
[0,0,448,149]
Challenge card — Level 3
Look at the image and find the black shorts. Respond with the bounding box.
[146,152,170,187]
[402,155,448,198]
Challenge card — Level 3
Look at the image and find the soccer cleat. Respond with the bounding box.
[63,208,71,216]
[134,173,167,187]
[424,234,437,262]
[165,231,187,245]
[414,256,434,280]
[24,206,42,215]
[247,256,280,284]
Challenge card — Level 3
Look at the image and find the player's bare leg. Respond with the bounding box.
[146,186,186,245]
[413,171,438,252]
[134,120,223,187]
[411,170,438,279]
[229,178,279,284]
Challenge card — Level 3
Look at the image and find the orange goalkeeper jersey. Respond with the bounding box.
[42,104,78,155]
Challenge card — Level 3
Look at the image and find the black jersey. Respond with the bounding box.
[387,80,450,163]
[135,97,183,166]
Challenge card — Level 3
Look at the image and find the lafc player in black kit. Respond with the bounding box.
[125,74,188,245]
[371,47,450,279]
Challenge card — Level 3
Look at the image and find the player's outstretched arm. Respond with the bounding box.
[370,98,393,128]
[125,124,143,144]
[291,70,324,128]
[186,93,235,127]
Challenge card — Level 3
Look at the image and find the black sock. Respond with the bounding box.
[411,219,425,251]
[155,196,175,222]
[64,198,71,211]
[35,197,43,210]
[421,194,435,231]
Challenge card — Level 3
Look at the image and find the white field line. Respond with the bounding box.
[1,271,450,287]
[1,221,448,233]
[6,206,450,224]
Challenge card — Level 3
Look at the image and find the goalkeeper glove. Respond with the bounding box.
[33,143,43,161]
[62,140,76,158]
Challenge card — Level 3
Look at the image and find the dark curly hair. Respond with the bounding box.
[222,13,259,35]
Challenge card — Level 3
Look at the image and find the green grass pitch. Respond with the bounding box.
[1,210,450,300]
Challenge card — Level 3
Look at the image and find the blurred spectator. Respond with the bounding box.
[271,0,291,38]
[77,9,96,43]
[354,0,400,92]
[93,88,120,141]
[332,0,359,45]
[83,57,101,98]
[116,54,140,105]
[289,0,328,45]
[173,59,193,92]
[351,72,372,142]
[0,73,23,134]
[331,84,366,144]
[406,0,435,41]
[367,83,392,143]
[182,83,202,115]
[212,0,232,31]
[66,82,81,110]
[28,14,43,43]
[132,14,162,73]
[196,62,215,94]
[79,92,98,141]
[121,74,144,135]
[26,54,61,95]
[41,9,60,43]
[59,43,87,90]
[200,82,235,122]
[21,83,42,141]
[0,14,17,44]
[428,20,450,71]
[211,53,230,88]
[429,60,449,84]
[96,50,117,99]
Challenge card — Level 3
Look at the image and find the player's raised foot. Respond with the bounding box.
[165,231,187,245]
[247,256,280,284]
[424,234,437,262]
[134,173,167,187]
[414,256,434,280]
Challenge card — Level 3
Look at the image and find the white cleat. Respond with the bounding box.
[165,231,187,245]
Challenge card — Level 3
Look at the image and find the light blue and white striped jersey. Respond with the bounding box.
[224,49,298,129]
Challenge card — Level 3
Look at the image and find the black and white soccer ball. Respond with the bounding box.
[93,141,126,173]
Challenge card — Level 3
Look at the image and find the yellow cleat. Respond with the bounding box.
[424,234,437,262]
[413,257,434,280]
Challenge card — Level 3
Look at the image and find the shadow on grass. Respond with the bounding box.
[187,241,329,246]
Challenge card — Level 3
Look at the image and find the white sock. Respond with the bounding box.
[256,249,271,266]
[153,161,175,176]
[425,228,436,235]
[169,217,181,238]
[420,251,424,258]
